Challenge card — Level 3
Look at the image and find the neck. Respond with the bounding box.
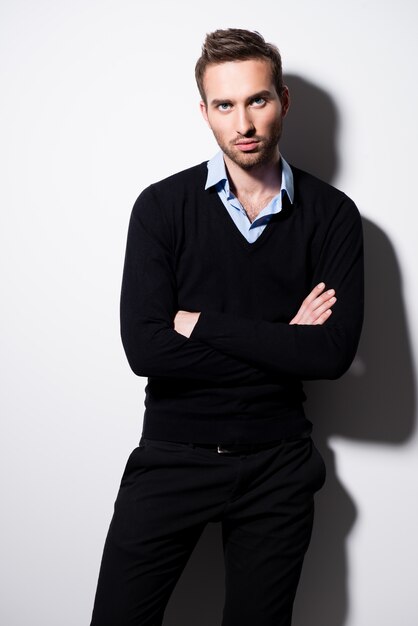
[224,151,282,198]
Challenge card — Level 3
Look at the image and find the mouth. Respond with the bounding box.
[235,140,260,152]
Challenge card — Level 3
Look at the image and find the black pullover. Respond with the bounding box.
[120,161,364,443]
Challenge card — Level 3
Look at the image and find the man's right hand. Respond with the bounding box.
[289,283,336,325]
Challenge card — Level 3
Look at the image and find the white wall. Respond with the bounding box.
[1,1,417,625]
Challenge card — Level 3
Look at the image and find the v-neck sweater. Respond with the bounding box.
[120,161,364,443]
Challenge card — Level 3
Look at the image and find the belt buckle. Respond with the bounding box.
[217,444,232,454]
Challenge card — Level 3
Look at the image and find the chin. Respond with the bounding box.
[232,151,272,170]
[236,159,262,171]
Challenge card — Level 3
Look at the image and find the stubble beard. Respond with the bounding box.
[214,115,284,171]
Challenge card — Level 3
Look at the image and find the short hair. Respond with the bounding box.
[195,28,285,105]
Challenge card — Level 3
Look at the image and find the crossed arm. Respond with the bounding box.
[121,185,363,383]
[174,282,337,337]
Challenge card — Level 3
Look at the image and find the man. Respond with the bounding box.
[90,28,364,626]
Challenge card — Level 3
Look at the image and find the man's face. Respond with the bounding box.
[200,59,289,170]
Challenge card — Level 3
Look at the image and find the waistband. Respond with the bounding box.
[144,432,311,456]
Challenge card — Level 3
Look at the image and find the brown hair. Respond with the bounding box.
[195,28,285,104]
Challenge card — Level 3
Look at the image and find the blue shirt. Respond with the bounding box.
[205,151,294,243]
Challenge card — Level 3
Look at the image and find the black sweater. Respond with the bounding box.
[120,161,364,443]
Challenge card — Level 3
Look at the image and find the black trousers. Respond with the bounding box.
[90,435,326,626]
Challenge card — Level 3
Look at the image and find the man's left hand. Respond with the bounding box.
[174,310,201,338]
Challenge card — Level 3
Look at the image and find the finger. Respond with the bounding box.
[309,293,336,317]
[313,308,333,325]
[302,282,327,308]
[292,283,327,323]
[297,292,335,323]
[297,296,336,324]
[289,283,332,325]
[305,296,336,323]
[308,289,335,313]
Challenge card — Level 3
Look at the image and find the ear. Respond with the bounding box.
[200,100,210,125]
[281,86,290,118]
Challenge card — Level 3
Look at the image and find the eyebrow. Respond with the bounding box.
[209,90,274,108]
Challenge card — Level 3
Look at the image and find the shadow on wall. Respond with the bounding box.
[163,75,416,626]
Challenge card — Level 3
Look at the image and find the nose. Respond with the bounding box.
[236,106,255,136]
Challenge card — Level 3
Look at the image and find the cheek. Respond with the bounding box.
[265,111,282,128]
[260,115,283,140]
[209,119,231,140]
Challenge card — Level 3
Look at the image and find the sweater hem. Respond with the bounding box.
[141,409,312,444]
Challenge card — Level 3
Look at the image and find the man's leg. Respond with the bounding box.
[90,439,209,626]
[220,437,326,626]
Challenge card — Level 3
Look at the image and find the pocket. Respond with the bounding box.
[120,445,147,484]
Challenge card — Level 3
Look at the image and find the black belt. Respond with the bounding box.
[190,433,311,455]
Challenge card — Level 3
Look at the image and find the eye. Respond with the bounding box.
[251,97,266,107]
[217,102,232,111]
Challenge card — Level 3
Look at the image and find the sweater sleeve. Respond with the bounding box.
[190,196,364,380]
[120,186,267,383]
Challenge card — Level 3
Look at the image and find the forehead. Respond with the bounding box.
[203,58,275,102]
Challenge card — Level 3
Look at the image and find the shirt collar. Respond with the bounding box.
[205,150,294,204]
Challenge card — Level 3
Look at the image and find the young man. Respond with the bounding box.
[90,28,364,626]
